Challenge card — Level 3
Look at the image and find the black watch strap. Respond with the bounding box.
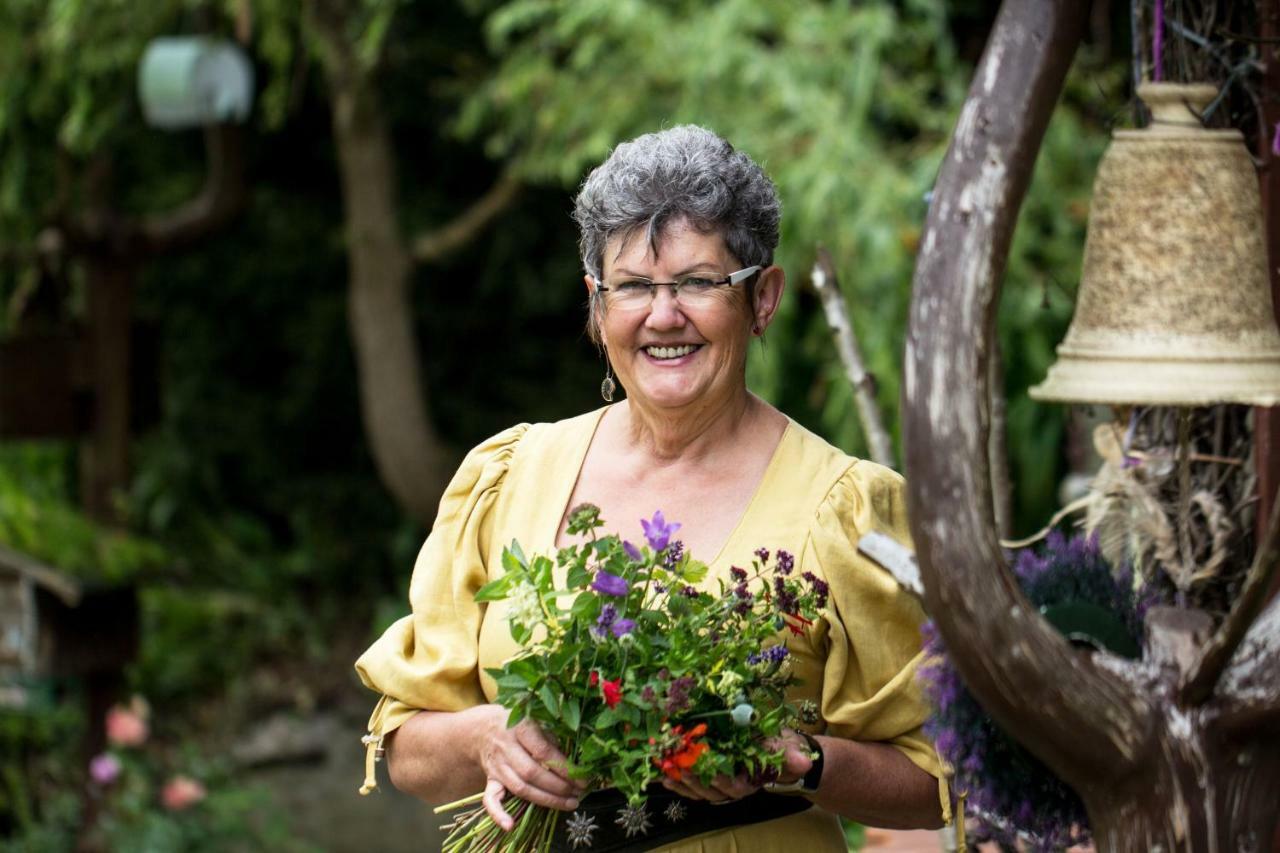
[799,732,824,793]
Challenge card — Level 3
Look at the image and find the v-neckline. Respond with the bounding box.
[540,406,795,570]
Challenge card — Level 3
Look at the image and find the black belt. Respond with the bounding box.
[548,785,812,852]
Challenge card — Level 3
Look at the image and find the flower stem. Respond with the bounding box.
[433,790,485,814]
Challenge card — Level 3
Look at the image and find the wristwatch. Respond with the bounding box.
[764,732,824,795]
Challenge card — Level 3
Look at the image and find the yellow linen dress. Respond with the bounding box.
[356,407,948,851]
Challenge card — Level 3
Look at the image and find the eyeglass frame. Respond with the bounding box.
[593,265,763,305]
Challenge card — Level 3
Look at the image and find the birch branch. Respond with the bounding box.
[810,247,895,468]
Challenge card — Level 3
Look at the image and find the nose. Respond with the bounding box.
[644,285,687,329]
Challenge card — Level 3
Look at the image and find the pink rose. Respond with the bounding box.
[105,705,149,747]
[89,753,122,785]
[161,775,207,811]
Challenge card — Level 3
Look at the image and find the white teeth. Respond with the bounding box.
[645,344,698,359]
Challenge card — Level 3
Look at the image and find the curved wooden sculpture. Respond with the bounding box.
[902,1,1280,849]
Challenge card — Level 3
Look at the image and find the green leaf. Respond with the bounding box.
[537,683,561,717]
[496,672,531,691]
[680,559,709,583]
[502,545,526,575]
[570,591,600,621]
[510,539,528,567]
[509,658,542,683]
[531,555,554,588]
[563,697,581,732]
[474,575,512,602]
[1041,600,1140,659]
[567,562,591,589]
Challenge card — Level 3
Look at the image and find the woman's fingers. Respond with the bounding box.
[482,778,513,831]
[491,758,582,811]
[514,721,583,788]
[477,716,583,813]
[661,772,752,802]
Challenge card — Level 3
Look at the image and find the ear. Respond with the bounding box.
[585,274,608,347]
[751,266,786,335]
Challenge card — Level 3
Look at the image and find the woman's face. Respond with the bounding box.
[593,218,781,414]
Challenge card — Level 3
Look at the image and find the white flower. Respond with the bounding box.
[508,581,543,631]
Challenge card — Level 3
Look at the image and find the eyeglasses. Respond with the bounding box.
[595,266,762,310]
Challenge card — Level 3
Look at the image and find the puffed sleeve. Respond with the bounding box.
[353,423,528,794]
[808,460,950,823]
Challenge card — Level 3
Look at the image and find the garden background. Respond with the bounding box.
[0,1,1133,849]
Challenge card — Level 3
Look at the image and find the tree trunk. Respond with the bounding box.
[901,0,1280,846]
[1085,726,1280,853]
[80,260,134,523]
[312,4,453,526]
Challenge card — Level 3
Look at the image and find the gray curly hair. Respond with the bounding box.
[572,125,781,343]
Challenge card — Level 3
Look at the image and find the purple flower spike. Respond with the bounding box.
[610,618,636,637]
[591,570,629,597]
[641,511,681,552]
[623,540,643,562]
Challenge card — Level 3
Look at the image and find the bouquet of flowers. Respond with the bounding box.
[437,504,829,851]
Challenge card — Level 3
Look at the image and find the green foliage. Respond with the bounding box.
[0,444,168,584]
[451,0,1123,532]
[0,694,309,853]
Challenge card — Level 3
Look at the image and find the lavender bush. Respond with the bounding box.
[919,532,1150,851]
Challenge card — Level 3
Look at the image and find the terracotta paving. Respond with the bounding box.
[862,828,945,852]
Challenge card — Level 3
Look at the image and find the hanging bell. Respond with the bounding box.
[1030,82,1280,406]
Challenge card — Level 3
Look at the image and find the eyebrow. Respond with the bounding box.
[611,263,724,279]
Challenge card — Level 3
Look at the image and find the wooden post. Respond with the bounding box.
[79,261,135,523]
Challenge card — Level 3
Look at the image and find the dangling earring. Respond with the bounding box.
[601,363,616,402]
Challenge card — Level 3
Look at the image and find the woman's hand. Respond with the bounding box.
[474,705,586,830]
[659,729,814,804]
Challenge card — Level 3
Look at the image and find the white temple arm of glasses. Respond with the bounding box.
[728,265,762,285]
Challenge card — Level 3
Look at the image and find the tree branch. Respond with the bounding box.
[54,124,247,261]
[902,0,1153,783]
[1181,483,1280,706]
[140,123,248,255]
[411,172,521,265]
[810,247,895,467]
[1214,595,1280,736]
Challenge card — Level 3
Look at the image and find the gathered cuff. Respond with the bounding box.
[358,695,421,796]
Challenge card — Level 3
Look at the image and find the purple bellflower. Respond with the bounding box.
[623,540,643,562]
[641,511,681,552]
[591,570,629,597]
[610,619,636,637]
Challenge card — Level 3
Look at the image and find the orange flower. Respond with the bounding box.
[654,723,710,779]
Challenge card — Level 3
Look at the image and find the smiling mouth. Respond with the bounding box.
[644,344,701,360]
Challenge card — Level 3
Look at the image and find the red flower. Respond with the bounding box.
[783,613,814,637]
[654,723,710,780]
[589,671,599,687]
[601,677,623,709]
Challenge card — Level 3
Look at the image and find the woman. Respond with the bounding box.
[356,126,948,850]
